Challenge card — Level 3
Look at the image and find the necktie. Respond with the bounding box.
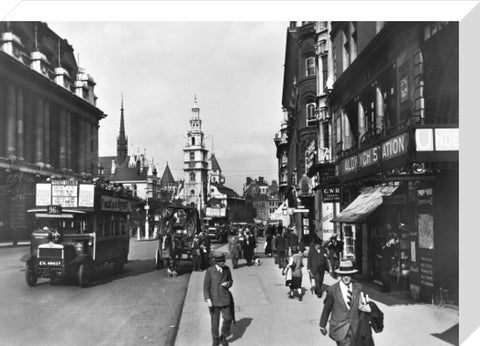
[346,284,352,309]
[218,267,222,274]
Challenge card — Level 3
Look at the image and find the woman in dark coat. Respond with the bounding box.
[283,246,304,301]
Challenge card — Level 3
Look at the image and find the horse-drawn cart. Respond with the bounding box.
[155,204,202,276]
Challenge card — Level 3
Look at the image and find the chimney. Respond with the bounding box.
[246,177,252,186]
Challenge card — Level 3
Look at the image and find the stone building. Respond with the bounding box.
[0,21,104,241]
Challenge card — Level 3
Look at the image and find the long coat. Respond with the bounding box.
[320,281,363,342]
[307,246,328,274]
[203,264,233,307]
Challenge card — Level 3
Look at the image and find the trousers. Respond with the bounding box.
[209,305,232,341]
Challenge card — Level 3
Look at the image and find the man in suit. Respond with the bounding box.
[307,237,328,298]
[319,260,371,346]
[204,253,234,346]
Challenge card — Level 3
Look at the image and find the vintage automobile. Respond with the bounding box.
[25,179,138,287]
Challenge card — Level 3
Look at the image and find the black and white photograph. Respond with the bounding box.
[0,1,477,345]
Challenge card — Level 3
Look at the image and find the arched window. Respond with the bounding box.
[190,189,195,196]
[190,152,195,161]
[191,137,195,145]
[190,172,196,182]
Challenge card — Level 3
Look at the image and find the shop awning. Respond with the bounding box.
[331,185,399,223]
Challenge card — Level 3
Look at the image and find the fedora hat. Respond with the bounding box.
[214,253,226,263]
[335,260,358,275]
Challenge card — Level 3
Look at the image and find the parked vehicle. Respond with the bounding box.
[25,178,139,288]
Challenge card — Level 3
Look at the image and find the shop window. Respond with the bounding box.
[305,57,315,76]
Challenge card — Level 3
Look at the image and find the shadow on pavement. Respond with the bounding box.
[431,323,459,346]
[228,317,253,343]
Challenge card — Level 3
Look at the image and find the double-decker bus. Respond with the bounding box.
[25,178,139,288]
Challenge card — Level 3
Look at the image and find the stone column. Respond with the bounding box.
[77,118,85,173]
[343,110,352,150]
[66,110,72,170]
[6,83,16,159]
[16,86,24,160]
[35,96,44,165]
[375,85,384,132]
[357,98,366,143]
[43,100,50,166]
[59,108,67,168]
[85,120,91,175]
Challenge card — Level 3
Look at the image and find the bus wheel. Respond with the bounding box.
[78,264,90,288]
[25,261,38,287]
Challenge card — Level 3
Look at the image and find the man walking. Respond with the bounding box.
[204,253,234,346]
[319,260,371,346]
[307,238,328,298]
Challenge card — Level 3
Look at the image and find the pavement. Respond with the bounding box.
[176,239,459,346]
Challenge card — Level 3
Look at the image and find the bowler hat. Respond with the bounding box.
[335,260,358,275]
[214,253,226,262]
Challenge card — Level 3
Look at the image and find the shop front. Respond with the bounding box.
[329,126,458,304]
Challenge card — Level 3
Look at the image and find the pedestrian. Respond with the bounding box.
[307,237,328,298]
[319,259,372,346]
[204,253,235,346]
[228,234,242,269]
[191,234,202,272]
[243,229,256,266]
[283,245,304,301]
[286,227,298,256]
[326,234,343,278]
[200,232,211,270]
[275,229,287,269]
[377,236,398,292]
[264,227,273,257]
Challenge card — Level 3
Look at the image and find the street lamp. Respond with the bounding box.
[144,199,150,240]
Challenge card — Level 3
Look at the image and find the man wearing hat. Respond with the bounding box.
[319,259,371,345]
[307,237,328,298]
[204,253,234,346]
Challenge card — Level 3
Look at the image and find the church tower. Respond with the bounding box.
[116,95,128,165]
[183,95,209,213]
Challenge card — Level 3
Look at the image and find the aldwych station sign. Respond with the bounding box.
[339,132,410,177]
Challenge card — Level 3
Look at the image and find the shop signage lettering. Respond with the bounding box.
[339,132,410,177]
[419,256,434,288]
[381,133,408,160]
[415,128,459,152]
[322,187,341,203]
[101,196,130,212]
[359,145,380,168]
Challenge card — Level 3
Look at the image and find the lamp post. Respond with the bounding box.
[144,199,150,240]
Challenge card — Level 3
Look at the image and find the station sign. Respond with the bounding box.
[339,132,410,177]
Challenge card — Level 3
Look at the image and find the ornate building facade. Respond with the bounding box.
[0,21,104,242]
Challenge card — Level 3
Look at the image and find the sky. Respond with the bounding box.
[48,21,287,195]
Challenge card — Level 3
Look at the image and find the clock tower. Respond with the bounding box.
[183,95,209,213]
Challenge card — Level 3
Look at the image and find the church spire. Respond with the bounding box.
[116,94,128,165]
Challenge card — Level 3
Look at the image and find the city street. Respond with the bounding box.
[0,239,191,346]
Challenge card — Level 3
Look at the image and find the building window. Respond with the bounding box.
[190,189,195,196]
[306,103,316,126]
[321,55,328,91]
[190,172,196,182]
[306,57,315,76]
[191,137,195,146]
[190,152,195,161]
[342,28,350,71]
